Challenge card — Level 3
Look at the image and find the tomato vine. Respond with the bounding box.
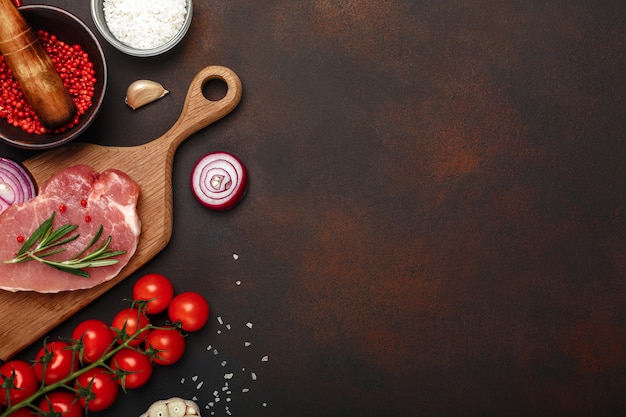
[0,274,209,417]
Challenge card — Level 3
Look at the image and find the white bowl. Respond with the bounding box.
[90,0,193,57]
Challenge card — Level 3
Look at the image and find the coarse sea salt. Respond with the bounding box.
[103,0,187,49]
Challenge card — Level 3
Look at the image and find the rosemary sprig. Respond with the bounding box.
[3,211,126,278]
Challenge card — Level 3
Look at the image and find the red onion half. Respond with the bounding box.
[0,157,38,214]
[191,152,248,211]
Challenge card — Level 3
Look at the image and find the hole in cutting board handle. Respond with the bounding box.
[202,78,228,101]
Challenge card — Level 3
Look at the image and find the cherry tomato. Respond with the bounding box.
[110,348,153,389]
[168,292,210,332]
[132,273,174,314]
[74,367,118,412]
[111,308,151,346]
[33,341,79,384]
[39,391,83,417]
[0,360,38,406]
[5,408,34,417]
[71,319,115,364]
[145,328,186,365]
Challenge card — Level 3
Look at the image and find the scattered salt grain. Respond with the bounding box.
[180,377,185,383]
[103,0,188,50]
[192,375,198,382]
[216,330,222,334]
[200,313,270,414]
[235,280,241,286]
[233,253,239,260]
[196,381,204,389]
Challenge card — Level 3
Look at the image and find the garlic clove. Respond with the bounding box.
[125,80,169,110]
[139,398,200,417]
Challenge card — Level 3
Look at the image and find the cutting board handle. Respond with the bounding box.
[152,65,243,152]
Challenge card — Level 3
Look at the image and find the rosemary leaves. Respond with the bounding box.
[3,211,126,278]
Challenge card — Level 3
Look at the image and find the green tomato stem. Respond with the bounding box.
[0,323,170,417]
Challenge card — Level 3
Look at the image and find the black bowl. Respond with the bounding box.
[0,5,107,150]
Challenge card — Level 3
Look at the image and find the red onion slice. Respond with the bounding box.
[191,152,248,211]
[0,157,38,214]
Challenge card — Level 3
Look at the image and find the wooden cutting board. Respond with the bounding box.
[0,65,242,361]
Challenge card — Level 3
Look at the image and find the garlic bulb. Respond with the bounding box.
[140,398,200,417]
[125,80,169,110]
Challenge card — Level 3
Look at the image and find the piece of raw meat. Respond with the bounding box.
[0,165,141,292]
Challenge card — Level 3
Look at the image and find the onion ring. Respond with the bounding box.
[190,152,247,211]
[0,157,38,214]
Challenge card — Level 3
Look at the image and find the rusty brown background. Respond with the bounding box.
[2,0,625,416]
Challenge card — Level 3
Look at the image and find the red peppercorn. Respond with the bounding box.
[59,205,67,213]
[16,235,24,243]
[80,199,88,207]
[0,30,96,135]
[84,215,91,223]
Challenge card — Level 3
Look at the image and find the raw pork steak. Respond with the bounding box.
[0,165,141,293]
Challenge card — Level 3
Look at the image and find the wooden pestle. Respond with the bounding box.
[0,0,76,129]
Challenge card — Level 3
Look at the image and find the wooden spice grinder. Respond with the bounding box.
[0,0,76,129]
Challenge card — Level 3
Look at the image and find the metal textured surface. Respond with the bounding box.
[1,0,625,416]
